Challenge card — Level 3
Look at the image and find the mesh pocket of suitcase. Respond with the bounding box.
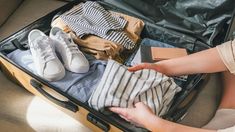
[0,0,234,131]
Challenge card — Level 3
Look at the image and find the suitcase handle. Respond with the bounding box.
[12,39,28,50]
[87,113,110,131]
[30,79,78,112]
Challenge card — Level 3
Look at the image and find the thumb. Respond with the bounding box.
[109,107,128,117]
[128,63,149,72]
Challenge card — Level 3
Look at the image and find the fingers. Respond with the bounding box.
[109,104,151,126]
[128,63,149,72]
[109,107,128,117]
[120,115,130,122]
[134,102,145,107]
[109,107,132,122]
[134,102,154,114]
[134,102,150,111]
[128,63,158,72]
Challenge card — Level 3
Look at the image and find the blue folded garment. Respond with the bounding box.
[7,49,107,102]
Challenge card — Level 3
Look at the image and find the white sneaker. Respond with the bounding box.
[50,27,89,73]
[28,29,65,81]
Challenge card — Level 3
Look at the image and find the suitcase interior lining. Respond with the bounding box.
[0,0,233,131]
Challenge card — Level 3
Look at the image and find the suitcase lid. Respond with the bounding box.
[103,0,235,46]
[225,9,235,41]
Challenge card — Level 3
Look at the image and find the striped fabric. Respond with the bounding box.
[60,1,136,50]
[88,60,181,116]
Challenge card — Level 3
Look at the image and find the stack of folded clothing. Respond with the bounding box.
[51,1,145,61]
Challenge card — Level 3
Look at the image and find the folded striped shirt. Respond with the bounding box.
[88,60,181,116]
[60,1,136,49]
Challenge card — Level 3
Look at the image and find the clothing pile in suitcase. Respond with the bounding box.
[6,1,183,117]
[1,0,234,131]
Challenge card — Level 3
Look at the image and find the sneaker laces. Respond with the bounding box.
[30,36,55,64]
[56,31,80,60]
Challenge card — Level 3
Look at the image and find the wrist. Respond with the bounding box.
[155,61,168,75]
[142,113,161,131]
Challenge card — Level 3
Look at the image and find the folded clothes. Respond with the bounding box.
[88,60,181,116]
[51,3,144,60]
[60,1,135,50]
[7,49,107,102]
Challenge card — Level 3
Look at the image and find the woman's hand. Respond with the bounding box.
[110,102,216,132]
[128,47,227,76]
[109,102,155,127]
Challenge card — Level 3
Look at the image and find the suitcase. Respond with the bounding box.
[0,0,234,131]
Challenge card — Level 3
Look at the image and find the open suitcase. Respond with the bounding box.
[0,0,235,131]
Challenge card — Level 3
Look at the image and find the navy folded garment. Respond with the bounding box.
[7,49,107,102]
